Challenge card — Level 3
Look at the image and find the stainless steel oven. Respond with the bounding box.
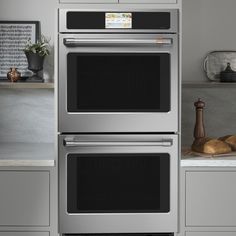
[59,134,178,234]
[58,9,179,133]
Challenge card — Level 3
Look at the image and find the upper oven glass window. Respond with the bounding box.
[67,53,170,112]
[67,153,170,213]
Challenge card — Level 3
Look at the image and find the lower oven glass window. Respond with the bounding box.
[67,53,170,112]
[67,154,170,213]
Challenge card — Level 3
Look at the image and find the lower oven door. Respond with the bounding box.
[59,134,179,234]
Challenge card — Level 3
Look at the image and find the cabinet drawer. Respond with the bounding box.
[119,0,177,3]
[186,233,236,236]
[0,233,49,236]
[59,0,117,3]
[59,0,177,3]
[186,171,236,227]
[0,171,49,226]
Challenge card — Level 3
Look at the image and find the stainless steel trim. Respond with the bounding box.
[64,140,173,147]
[64,38,173,46]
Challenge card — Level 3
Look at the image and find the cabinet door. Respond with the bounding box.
[0,233,49,236]
[186,233,236,236]
[0,171,49,226]
[59,0,117,3]
[186,171,236,227]
[119,0,177,4]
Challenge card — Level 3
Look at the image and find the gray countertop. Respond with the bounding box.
[181,155,236,167]
[1,142,235,167]
[181,148,236,167]
[0,143,55,167]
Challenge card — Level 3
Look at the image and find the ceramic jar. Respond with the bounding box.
[7,68,21,82]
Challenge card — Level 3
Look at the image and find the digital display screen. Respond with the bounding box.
[105,13,132,29]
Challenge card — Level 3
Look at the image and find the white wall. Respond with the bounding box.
[183,0,236,82]
[182,0,236,147]
[0,0,58,80]
[0,0,56,143]
[4,0,235,82]
[1,0,236,144]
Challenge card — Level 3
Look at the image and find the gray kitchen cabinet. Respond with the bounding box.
[0,171,49,226]
[0,233,49,236]
[186,233,236,236]
[178,166,236,236]
[119,0,177,4]
[59,0,177,4]
[185,171,236,227]
[59,0,117,3]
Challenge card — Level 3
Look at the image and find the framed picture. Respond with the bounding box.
[0,21,40,79]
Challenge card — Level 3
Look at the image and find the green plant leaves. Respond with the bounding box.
[23,35,50,56]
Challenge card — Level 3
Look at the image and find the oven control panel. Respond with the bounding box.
[59,9,178,32]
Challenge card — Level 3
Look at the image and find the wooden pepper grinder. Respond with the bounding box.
[193,98,205,140]
[191,98,231,154]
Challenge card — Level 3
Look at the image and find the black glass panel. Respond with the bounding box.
[67,154,170,213]
[67,12,105,29]
[66,12,171,30]
[132,12,170,29]
[67,53,170,112]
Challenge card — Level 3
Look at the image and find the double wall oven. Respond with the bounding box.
[58,8,180,236]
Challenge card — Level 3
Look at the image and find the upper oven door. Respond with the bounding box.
[58,34,179,133]
[59,134,178,234]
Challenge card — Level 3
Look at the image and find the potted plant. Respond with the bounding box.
[23,35,50,81]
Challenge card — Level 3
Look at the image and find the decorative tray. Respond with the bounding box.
[204,51,236,81]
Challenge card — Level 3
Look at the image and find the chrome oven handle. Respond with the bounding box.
[63,140,173,147]
[63,38,173,47]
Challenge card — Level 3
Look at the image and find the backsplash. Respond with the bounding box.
[182,87,236,147]
[182,0,236,82]
[0,89,54,143]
